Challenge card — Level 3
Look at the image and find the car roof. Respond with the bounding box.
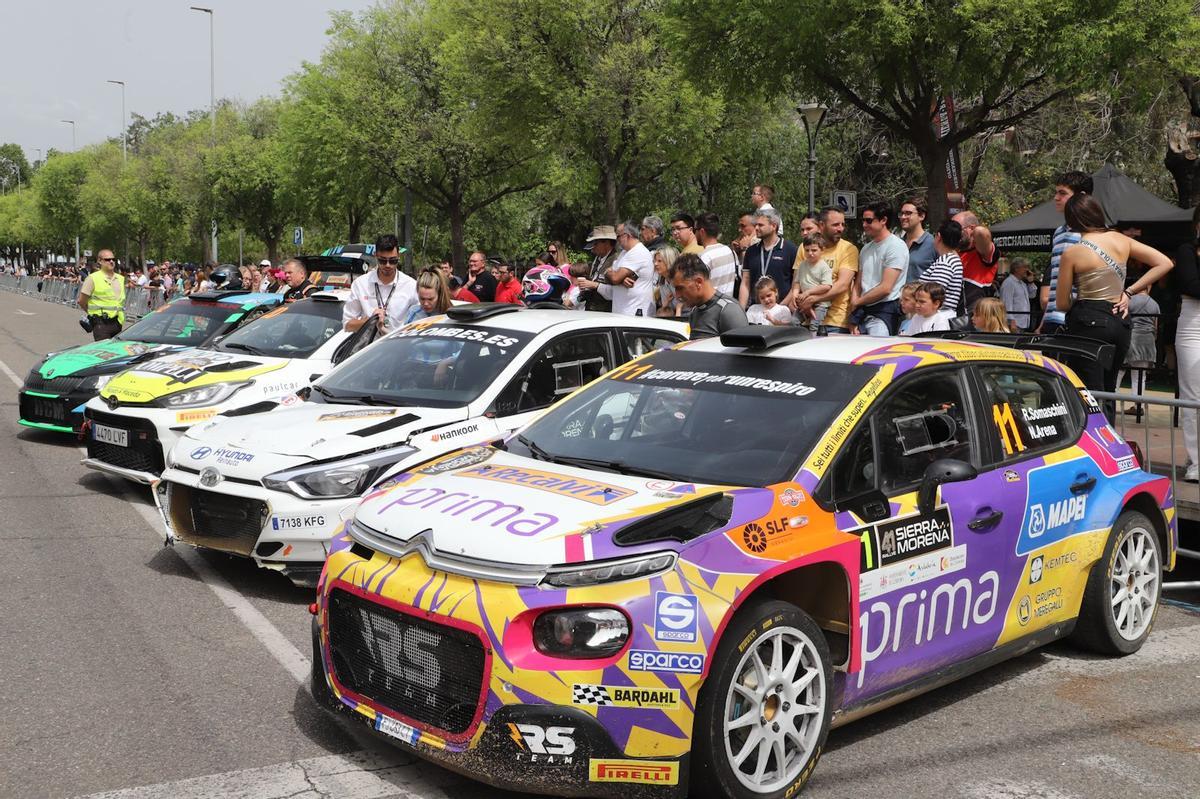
[421,307,688,335]
[682,334,1064,372]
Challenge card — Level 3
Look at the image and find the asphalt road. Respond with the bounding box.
[1,287,1198,799]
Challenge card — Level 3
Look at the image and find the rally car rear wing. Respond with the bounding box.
[914,331,1114,369]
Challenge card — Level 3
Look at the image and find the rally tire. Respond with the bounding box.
[690,599,832,799]
[1071,509,1162,655]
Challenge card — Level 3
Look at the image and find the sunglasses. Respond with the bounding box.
[377,257,401,265]
[100,257,115,262]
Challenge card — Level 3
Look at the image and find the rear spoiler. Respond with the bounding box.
[914,331,1113,369]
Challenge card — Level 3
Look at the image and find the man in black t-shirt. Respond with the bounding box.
[466,251,497,302]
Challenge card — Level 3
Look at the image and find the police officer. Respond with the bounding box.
[77,249,125,340]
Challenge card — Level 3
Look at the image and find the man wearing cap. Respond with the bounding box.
[344,233,418,332]
[258,260,273,291]
[575,225,617,312]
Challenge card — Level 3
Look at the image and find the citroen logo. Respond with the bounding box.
[199,467,222,487]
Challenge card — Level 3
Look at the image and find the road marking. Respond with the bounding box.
[112,478,312,684]
[0,355,23,387]
[72,750,419,799]
[15,308,36,315]
[959,780,1082,799]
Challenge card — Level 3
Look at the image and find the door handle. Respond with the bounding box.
[968,509,1004,531]
[1070,476,1096,494]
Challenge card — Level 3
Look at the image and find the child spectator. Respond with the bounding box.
[971,297,1010,332]
[564,263,590,309]
[791,235,833,328]
[746,277,794,325]
[897,282,922,335]
[904,281,956,334]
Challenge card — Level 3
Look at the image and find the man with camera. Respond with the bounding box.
[77,249,125,340]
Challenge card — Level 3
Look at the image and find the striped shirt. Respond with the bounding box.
[921,252,963,314]
[701,243,738,296]
[1042,224,1079,325]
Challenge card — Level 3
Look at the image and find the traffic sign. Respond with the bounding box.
[830,190,857,219]
[293,227,304,247]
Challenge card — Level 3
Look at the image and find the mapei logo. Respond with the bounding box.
[190,446,212,460]
[507,724,575,763]
[588,759,679,786]
[1029,497,1086,539]
[653,592,698,643]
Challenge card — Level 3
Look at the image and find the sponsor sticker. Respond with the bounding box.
[417,447,494,474]
[430,422,480,443]
[192,446,255,467]
[588,759,679,786]
[858,544,967,600]
[374,713,420,745]
[458,464,636,506]
[140,352,237,383]
[318,408,398,422]
[572,685,680,710]
[653,592,698,643]
[780,487,805,507]
[175,408,217,424]
[857,507,954,572]
[1003,469,1021,483]
[627,649,705,674]
[507,724,575,764]
[394,324,523,349]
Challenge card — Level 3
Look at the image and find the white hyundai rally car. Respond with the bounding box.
[82,291,369,483]
[156,305,688,585]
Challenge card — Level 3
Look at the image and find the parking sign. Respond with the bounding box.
[293,227,304,247]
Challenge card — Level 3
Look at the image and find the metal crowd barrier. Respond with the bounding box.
[0,274,177,320]
[1091,389,1200,591]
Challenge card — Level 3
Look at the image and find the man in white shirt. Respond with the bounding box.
[602,220,655,316]
[851,201,908,335]
[695,211,738,297]
[343,234,417,333]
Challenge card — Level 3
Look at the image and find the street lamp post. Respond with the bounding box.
[61,119,76,150]
[107,80,127,162]
[797,102,829,215]
[191,5,218,261]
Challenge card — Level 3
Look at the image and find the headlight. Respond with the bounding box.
[159,382,249,408]
[533,608,629,658]
[541,551,676,588]
[262,445,418,499]
[93,374,112,391]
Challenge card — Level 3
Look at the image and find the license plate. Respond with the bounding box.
[93,423,129,447]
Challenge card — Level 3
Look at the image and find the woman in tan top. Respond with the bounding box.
[1058,193,1173,413]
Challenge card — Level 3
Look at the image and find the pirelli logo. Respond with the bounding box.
[588,759,679,785]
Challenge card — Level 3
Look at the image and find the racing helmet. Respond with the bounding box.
[210,264,243,290]
[522,265,570,305]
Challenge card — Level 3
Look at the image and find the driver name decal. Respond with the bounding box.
[456,465,636,505]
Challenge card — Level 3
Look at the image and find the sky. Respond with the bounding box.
[0,0,379,162]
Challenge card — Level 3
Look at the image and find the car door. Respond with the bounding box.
[825,366,1009,704]
[970,364,1091,641]
[491,331,618,431]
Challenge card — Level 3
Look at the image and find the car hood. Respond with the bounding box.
[183,403,471,464]
[38,340,187,380]
[100,349,290,404]
[352,447,735,568]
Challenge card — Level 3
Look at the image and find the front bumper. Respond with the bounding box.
[311,537,710,798]
[82,406,181,483]
[18,387,96,433]
[157,467,354,581]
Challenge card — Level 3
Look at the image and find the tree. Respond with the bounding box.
[34,150,91,254]
[673,0,1199,226]
[0,143,32,194]
[438,0,723,224]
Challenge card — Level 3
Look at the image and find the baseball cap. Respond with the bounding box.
[259,259,272,267]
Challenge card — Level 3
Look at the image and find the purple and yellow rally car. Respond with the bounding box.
[309,329,1174,799]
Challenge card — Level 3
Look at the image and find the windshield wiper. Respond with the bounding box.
[223,342,266,356]
[548,455,680,481]
[517,434,553,462]
[311,384,396,406]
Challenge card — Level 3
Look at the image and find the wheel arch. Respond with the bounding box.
[1120,490,1172,569]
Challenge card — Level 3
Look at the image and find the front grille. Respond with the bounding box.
[20,393,70,425]
[167,482,268,557]
[85,412,163,475]
[328,588,486,737]
[24,373,90,393]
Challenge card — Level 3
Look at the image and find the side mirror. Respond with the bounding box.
[309,373,322,383]
[917,458,977,516]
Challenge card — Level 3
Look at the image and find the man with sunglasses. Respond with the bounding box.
[77,249,125,340]
[344,234,418,333]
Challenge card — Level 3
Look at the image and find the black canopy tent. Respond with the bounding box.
[990,163,1194,253]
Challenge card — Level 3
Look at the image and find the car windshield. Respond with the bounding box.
[116,301,237,346]
[213,298,342,358]
[316,322,535,408]
[509,349,877,487]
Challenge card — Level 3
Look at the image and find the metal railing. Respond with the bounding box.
[1092,389,1200,591]
[0,272,179,320]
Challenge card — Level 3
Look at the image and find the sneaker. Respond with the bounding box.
[1186,464,1199,483]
